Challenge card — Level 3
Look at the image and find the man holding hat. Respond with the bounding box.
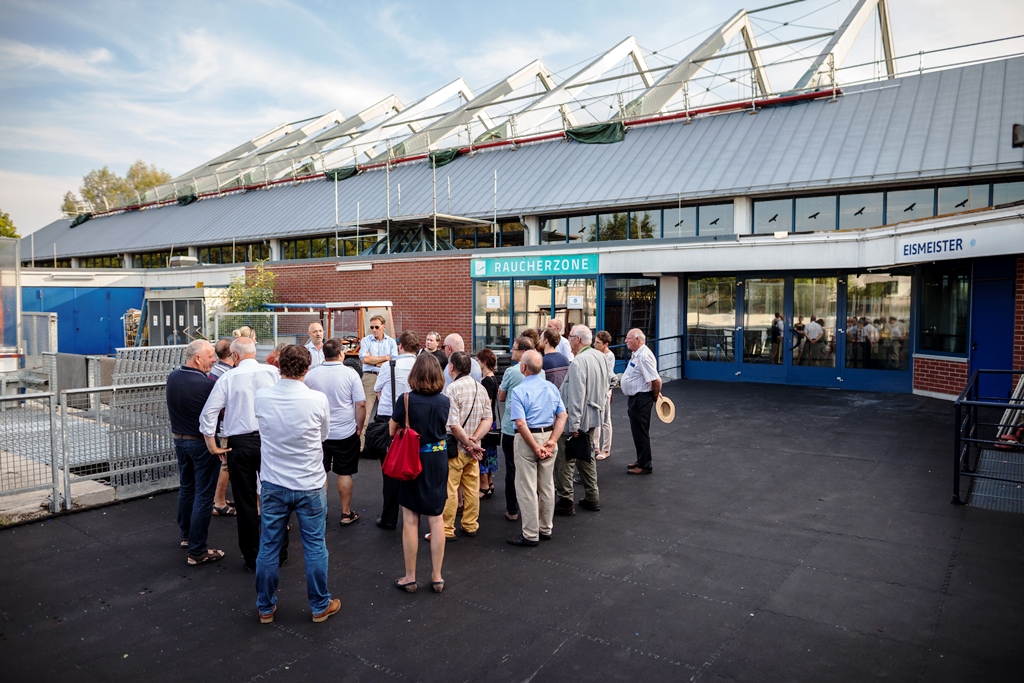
[622,328,661,475]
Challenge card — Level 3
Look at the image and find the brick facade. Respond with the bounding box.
[912,356,970,397]
[260,255,475,346]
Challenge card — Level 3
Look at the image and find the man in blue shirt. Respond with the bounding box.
[507,350,567,547]
[166,339,223,566]
[358,314,398,437]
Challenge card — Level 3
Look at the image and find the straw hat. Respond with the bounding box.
[656,396,676,423]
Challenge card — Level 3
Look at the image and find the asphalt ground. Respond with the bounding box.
[1,380,1022,682]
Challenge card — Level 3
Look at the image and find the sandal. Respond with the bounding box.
[484,486,494,499]
[395,579,417,593]
[431,580,445,594]
[339,511,360,525]
[187,548,225,566]
[179,539,189,548]
[212,504,236,517]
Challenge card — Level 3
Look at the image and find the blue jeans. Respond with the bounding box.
[175,438,221,556]
[255,481,331,615]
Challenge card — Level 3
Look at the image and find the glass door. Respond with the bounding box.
[788,276,840,386]
[685,276,737,380]
[737,277,787,382]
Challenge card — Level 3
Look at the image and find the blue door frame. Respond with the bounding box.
[684,271,914,393]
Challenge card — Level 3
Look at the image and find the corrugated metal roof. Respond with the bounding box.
[25,56,1024,259]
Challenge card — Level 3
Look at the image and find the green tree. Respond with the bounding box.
[226,260,277,312]
[0,210,19,238]
[61,160,172,213]
[586,212,654,241]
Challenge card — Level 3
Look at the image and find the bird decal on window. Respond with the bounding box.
[768,214,778,223]
[709,218,720,225]
[854,207,865,216]
[955,198,969,208]
[808,212,820,219]
[904,203,916,212]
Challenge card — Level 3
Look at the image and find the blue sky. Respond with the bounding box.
[1,0,1020,234]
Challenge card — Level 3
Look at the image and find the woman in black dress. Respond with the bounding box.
[391,353,451,594]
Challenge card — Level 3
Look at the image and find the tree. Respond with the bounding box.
[60,160,172,214]
[0,210,18,239]
[226,260,277,312]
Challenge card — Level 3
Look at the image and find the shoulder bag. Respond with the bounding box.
[365,359,396,459]
[382,393,422,480]
[481,392,502,448]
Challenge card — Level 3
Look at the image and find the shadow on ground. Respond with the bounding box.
[1,380,1022,682]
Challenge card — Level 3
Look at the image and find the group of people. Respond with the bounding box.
[167,316,663,624]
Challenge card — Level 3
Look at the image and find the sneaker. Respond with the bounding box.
[312,598,341,623]
[258,605,276,624]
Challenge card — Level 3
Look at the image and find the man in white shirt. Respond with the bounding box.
[622,328,662,475]
[253,345,340,625]
[545,318,575,362]
[804,317,824,366]
[359,314,398,437]
[442,333,482,388]
[370,331,419,530]
[304,338,366,526]
[305,321,325,369]
[201,337,282,572]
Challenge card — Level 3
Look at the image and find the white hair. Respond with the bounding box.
[231,337,256,357]
[571,325,592,345]
[443,333,465,352]
[185,339,211,363]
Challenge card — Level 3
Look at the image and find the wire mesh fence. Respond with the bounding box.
[22,312,57,371]
[0,393,60,512]
[214,311,322,359]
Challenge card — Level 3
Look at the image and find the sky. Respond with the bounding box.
[0,0,1021,235]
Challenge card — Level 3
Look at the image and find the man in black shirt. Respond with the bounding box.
[166,339,223,566]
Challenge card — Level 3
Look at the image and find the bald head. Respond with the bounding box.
[443,333,465,357]
[520,349,543,375]
[231,337,256,359]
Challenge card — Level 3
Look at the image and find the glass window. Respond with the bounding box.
[541,217,567,244]
[698,203,733,235]
[792,277,838,367]
[474,280,511,352]
[742,278,785,364]
[603,277,658,363]
[452,227,475,249]
[663,206,697,238]
[845,273,912,370]
[938,184,989,214]
[598,213,629,242]
[795,196,837,232]
[919,264,969,354]
[555,278,598,331]
[476,225,496,249]
[500,221,525,248]
[887,188,935,221]
[686,277,735,362]
[568,215,595,243]
[310,238,327,258]
[753,199,793,234]
[839,192,884,229]
[993,181,1024,206]
[630,211,658,240]
[513,279,552,334]
[135,251,168,268]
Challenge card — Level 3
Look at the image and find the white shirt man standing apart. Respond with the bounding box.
[305,321,325,369]
[622,328,661,476]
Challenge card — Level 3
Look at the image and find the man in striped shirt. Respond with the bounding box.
[622,329,661,476]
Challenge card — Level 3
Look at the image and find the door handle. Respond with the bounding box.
[971,342,978,351]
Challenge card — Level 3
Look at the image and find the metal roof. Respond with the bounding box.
[24,55,1024,260]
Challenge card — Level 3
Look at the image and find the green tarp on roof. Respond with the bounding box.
[566,121,625,144]
[177,194,198,207]
[429,148,462,168]
[69,213,92,228]
[324,166,359,182]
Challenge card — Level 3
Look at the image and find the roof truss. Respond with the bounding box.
[792,0,896,90]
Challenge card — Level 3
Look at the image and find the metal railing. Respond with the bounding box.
[608,333,683,380]
[0,380,176,519]
[952,369,1024,505]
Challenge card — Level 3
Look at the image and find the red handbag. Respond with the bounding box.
[382,393,423,481]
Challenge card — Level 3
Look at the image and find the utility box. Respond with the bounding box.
[142,288,227,346]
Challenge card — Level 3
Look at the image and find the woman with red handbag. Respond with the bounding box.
[390,353,451,594]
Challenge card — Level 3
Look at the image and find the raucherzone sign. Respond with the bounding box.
[471,253,600,277]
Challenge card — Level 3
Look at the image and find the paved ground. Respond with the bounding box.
[1,381,1021,682]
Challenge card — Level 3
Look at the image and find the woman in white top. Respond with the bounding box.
[592,330,616,460]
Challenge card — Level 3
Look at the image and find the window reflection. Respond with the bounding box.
[568,216,593,243]
[597,213,629,241]
[604,278,658,362]
[474,280,510,352]
[792,278,837,367]
[993,181,1024,206]
[919,264,969,354]
[555,278,598,331]
[630,211,657,240]
[542,217,567,244]
[742,278,784,364]
[753,199,793,234]
[698,203,733,235]
[839,192,884,229]
[663,206,697,238]
[845,273,912,370]
[887,188,935,221]
[500,221,525,248]
[513,279,552,333]
[686,277,735,362]
[795,196,837,232]
[938,184,989,214]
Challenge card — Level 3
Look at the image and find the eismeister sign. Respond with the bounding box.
[471,253,600,278]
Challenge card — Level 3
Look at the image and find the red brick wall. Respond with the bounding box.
[912,356,970,396]
[1015,255,1024,370]
[259,255,475,346]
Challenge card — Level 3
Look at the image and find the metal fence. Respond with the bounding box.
[22,312,57,371]
[0,393,59,512]
[214,311,321,359]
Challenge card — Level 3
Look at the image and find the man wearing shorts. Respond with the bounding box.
[304,338,366,525]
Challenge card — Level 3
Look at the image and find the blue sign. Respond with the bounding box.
[471,253,599,278]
